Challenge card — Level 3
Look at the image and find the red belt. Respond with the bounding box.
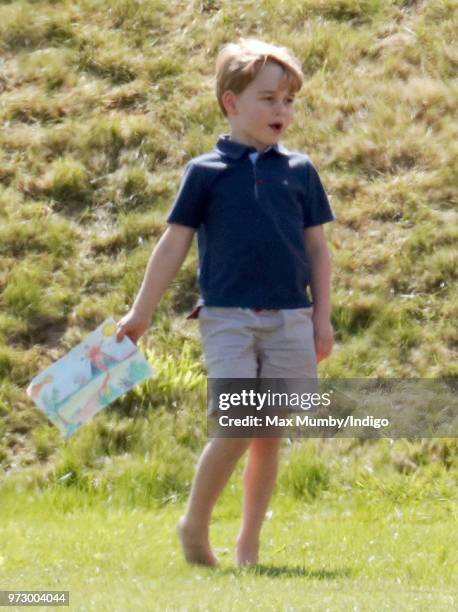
[186,306,275,320]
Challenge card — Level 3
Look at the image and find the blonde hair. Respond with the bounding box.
[215,38,304,117]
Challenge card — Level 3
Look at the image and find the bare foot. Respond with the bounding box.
[177,516,218,567]
[235,533,259,567]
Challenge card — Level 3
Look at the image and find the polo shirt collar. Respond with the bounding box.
[215,134,289,159]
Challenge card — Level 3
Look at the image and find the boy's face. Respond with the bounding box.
[223,61,296,151]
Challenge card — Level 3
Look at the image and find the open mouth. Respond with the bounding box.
[269,123,283,133]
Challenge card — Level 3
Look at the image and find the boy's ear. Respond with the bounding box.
[222,90,238,116]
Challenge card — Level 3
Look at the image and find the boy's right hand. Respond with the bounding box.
[115,310,150,345]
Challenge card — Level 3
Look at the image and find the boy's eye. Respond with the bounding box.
[260,96,295,104]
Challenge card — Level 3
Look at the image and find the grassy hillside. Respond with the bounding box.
[0,0,457,478]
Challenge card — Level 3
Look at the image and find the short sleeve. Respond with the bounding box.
[301,160,336,228]
[166,162,208,229]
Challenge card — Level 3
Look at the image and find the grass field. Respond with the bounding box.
[1,0,457,457]
[0,0,457,609]
[1,453,457,611]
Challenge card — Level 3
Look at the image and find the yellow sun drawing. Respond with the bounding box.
[102,322,116,337]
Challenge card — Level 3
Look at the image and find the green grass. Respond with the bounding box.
[0,0,456,461]
[1,462,457,611]
[0,1,457,607]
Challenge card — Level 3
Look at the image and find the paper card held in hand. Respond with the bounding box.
[27,317,154,439]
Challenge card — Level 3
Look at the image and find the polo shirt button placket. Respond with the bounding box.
[255,181,259,199]
[253,159,259,200]
[249,149,267,201]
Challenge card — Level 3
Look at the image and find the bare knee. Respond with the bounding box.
[249,437,282,458]
[209,437,251,458]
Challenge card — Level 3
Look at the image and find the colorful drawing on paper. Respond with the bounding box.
[27,318,154,439]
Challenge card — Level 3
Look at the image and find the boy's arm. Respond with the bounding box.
[133,223,195,318]
[116,223,194,343]
[304,225,333,362]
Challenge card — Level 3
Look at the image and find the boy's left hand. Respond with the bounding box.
[312,312,334,363]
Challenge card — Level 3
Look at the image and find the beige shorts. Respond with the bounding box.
[198,307,318,415]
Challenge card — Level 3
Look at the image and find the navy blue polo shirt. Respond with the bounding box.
[166,134,335,309]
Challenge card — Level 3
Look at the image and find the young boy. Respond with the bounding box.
[116,38,335,567]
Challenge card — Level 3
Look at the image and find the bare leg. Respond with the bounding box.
[236,437,282,566]
[177,437,251,566]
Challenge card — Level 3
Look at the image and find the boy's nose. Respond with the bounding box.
[274,101,288,114]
